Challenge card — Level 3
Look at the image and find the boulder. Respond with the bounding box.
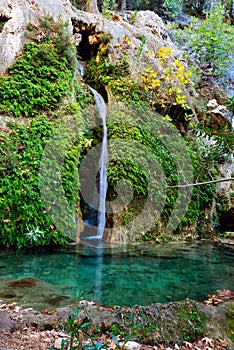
[0,311,16,331]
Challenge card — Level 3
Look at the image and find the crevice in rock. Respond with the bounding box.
[72,19,104,61]
[72,19,109,101]
[0,14,11,33]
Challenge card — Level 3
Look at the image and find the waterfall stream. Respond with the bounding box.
[77,61,108,239]
[88,86,108,239]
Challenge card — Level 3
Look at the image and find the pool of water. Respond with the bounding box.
[0,241,233,309]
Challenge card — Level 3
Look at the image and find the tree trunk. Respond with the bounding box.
[120,0,126,11]
[86,0,99,13]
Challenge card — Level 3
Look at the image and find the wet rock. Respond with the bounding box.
[72,9,178,80]
[206,99,233,129]
[8,278,39,288]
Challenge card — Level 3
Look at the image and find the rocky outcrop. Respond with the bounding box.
[0,0,73,72]
[206,99,233,129]
[72,9,178,79]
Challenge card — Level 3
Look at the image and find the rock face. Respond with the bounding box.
[0,0,73,72]
[72,9,177,79]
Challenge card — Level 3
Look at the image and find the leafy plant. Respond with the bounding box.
[102,0,118,14]
[163,0,184,18]
[225,96,234,112]
[63,291,90,349]
[175,4,234,77]
[135,35,146,59]
[109,314,143,349]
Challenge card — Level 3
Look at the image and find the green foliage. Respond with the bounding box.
[163,0,183,18]
[0,14,90,249]
[85,54,129,91]
[135,35,146,59]
[102,0,118,14]
[225,96,234,112]
[176,4,234,77]
[0,41,72,117]
[177,307,206,342]
[0,113,85,248]
[0,118,60,247]
[109,78,144,104]
[0,16,75,117]
[63,291,90,349]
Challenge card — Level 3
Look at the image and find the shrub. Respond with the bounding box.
[175,4,234,77]
[141,46,192,109]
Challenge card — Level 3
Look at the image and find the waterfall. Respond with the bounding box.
[88,86,108,239]
[77,61,108,239]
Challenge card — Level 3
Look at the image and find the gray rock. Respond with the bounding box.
[0,311,16,331]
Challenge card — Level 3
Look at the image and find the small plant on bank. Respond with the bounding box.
[163,0,184,18]
[109,314,143,349]
[62,291,90,349]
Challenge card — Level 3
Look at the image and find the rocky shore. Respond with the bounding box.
[0,294,233,350]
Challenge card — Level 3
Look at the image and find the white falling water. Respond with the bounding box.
[88,86,108,239]
[77,62,108,239]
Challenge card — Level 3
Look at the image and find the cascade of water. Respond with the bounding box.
[88,86,108,239]
[77,61,108,239]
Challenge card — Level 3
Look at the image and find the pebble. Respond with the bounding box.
[124,340,141,350]
[14,306,21,312]
[54,338,63,349]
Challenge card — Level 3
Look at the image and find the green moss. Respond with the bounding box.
[0,15,89,248]
[0,16,75,117]
[175,306,206,342]
[227,305,234,342]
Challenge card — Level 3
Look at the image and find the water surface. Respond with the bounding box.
[0,241,233,309]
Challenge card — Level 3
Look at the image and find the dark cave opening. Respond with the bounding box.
[0,14,11,33]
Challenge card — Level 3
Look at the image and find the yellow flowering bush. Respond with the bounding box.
[141,46,192,109]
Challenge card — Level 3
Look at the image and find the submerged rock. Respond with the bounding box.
[8,277,39,288]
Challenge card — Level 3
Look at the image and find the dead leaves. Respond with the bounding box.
[204,289,234,306]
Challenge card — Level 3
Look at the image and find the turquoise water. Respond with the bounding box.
[0,241,233,307]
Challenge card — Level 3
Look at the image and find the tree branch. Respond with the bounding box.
[166,177,234,188]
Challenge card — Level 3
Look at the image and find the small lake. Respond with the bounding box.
[0,241,233,310]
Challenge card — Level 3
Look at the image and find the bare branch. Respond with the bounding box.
[165,178,234,188]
